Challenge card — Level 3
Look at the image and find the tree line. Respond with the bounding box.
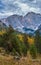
[0,26,41,58]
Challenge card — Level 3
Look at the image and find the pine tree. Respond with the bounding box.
[35,30,41,54]
[23,34,29,55]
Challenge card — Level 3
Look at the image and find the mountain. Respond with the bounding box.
[24,12,41,30]
[1,12,41,34]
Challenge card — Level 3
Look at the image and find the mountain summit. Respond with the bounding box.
[1,12,41,34]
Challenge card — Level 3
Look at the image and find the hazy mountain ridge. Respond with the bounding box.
[1,12,41,34]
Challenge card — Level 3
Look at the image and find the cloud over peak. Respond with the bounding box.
[0,0,41,19]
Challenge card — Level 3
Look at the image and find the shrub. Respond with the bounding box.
[30,44,37,59]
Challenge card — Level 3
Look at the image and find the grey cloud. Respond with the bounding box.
[0,0,41,18]
[19,0,41,8]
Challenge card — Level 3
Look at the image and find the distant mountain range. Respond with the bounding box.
[0,12,41,34]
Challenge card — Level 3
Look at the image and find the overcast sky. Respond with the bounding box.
[0,0,41,18]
